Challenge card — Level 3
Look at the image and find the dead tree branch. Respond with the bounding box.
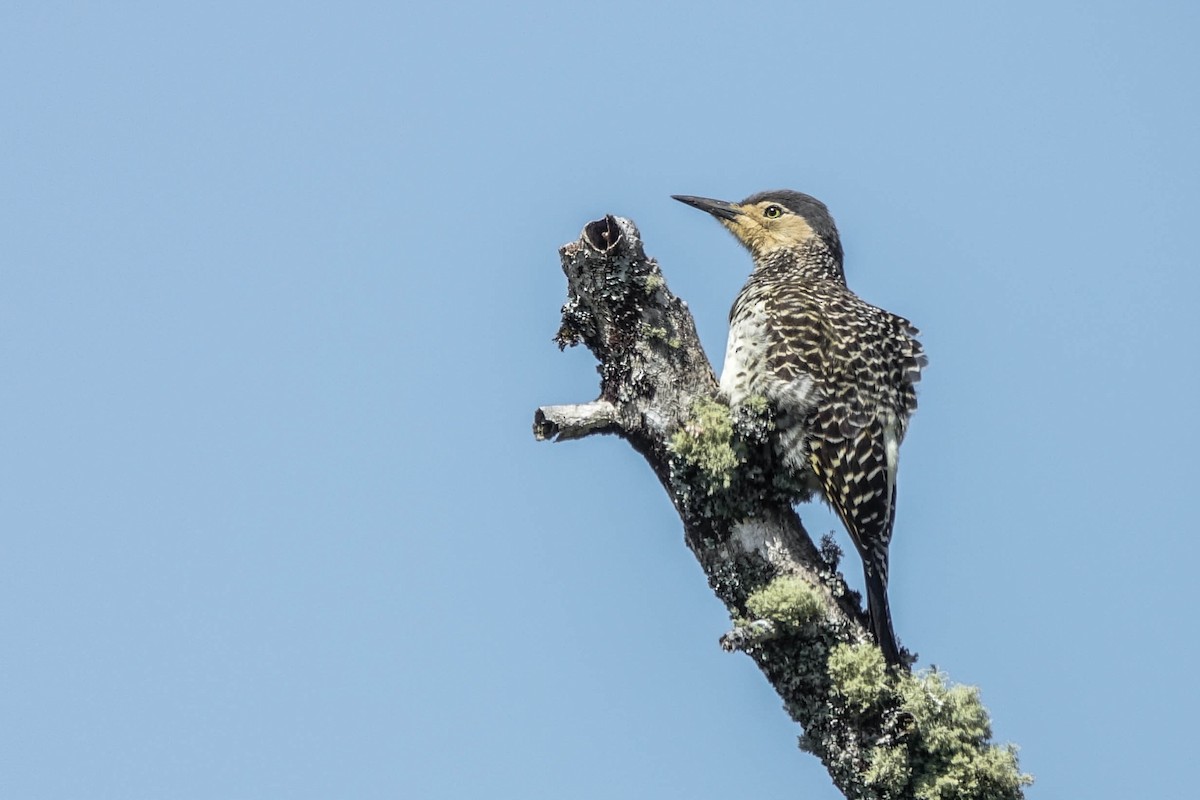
[533,215,1030,800]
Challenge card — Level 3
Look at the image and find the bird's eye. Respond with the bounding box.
[763,205,784,219]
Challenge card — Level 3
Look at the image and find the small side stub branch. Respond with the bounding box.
[533,401,617,442]
[533,215,1030,800]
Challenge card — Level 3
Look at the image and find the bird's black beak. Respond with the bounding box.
[671,194,741,221]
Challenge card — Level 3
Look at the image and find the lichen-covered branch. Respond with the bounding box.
[532,215,1031,800]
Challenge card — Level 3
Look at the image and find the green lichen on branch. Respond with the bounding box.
[721,573,827,651]
[745,574,824,631]
[667,396,809,523]
[826,643,1033,799]
[641,322,682,349]
[640,272,665,294]
[828,640,890,714]
[669,396,740,492]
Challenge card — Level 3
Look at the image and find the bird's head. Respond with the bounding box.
[672,190,844,275]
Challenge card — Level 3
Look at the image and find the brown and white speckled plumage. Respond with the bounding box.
[674,190,926,666]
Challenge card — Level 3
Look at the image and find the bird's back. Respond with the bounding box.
[722,268,926,473]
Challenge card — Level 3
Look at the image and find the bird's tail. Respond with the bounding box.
[863,565,902,667]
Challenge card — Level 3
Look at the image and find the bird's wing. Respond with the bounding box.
[808,407,897,570]
[760,290,829,414]
[887,313,927,435]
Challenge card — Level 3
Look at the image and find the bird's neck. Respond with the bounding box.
[753,240,846,285]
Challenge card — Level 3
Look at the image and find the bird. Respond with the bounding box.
[672,190,926,666]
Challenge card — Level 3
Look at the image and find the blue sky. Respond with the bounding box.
[2,2,1198,797]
